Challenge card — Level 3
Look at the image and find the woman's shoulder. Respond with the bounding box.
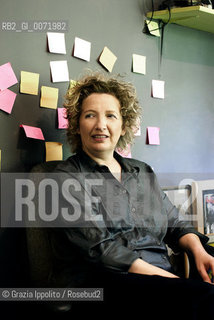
[118,154,154,173]
[53,153,81,173]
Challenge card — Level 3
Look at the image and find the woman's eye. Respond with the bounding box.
[85,114,95,118]
[107,114,117,119]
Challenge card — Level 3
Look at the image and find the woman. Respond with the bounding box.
[50,72,214,318]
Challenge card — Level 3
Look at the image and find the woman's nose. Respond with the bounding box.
[95,116,107,131]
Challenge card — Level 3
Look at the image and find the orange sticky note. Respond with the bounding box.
[40,86,59,109]
[147,127,160,145]
[45,142,63,161]
[99,46,117,72]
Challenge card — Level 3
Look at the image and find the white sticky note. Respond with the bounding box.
[132,117,141,136]
[132,54,146,75]
[152,80,165,99]
[50,60,69,83]
[145,20,160,37]
[47,32,66,54]
[73,37,91,62]
[134,126,141,136]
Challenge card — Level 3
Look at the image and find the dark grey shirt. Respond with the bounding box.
[49,150,208,283]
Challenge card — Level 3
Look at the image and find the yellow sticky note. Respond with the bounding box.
[45,142,63,161]
[40,86,59,109]
[145,20,160,37]
[20,71,40,95]
[132,54,146,75]
[69,79,77,90]
[99,46,117,72]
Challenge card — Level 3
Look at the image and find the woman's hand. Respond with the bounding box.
[179,233,214,284]
[194,250,214,284]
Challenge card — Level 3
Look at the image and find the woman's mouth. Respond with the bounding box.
[91,135,109,141]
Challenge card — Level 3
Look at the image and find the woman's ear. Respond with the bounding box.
[121,128,126,136]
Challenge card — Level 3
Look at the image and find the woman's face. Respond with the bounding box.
[78,93,125,157]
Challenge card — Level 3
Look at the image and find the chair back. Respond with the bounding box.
[26,161,62,287]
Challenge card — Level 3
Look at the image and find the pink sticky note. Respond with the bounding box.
[0,62,18,91]
[147,127,160,145]
[58,108,68,129]
[20,124,45,140]
[0,89,17,114]
[116,144,132,158]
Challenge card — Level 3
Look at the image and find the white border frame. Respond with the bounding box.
[192,180,214,243]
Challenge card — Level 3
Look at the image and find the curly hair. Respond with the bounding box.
[63,71,142,153]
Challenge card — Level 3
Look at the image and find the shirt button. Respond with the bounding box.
[131,207,136,213]
[122,190,127,194]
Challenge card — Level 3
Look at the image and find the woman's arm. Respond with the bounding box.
[128,258,178,278]
[128,233,214,282]
[178,233,214,283]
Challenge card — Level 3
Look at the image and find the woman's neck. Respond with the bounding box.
[83,148,122,181]
[83,148,115,167]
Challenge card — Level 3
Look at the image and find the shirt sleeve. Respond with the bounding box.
[63,226,139,272]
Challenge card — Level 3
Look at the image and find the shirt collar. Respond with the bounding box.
[76,149,139,175]
[77,149,99,172]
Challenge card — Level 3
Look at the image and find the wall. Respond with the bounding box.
[0,0,214,288]
[0,0,214,183]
